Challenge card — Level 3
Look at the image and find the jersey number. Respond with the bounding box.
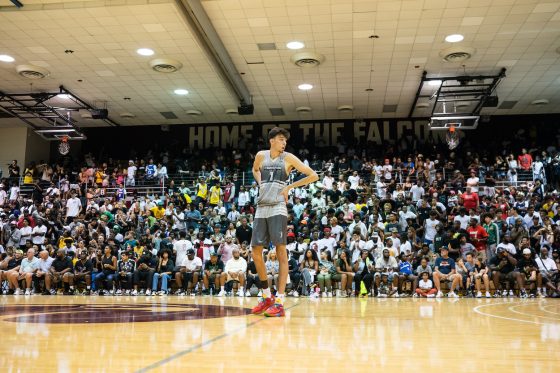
[269,171,274,182]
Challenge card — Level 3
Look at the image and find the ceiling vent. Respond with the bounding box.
[269,108,285,116]
[499,100,518,109]
[186,110,202,116]
[257,43,277,51]
[160,111,178,119]
[383,104,398,113]
[290,52,325,68]
[337,105,353,112]
[149,58,183,73]
[16,64,50,79]
[439,46,475,63]
[120,112,135,118]
[295,106,312,113]
[225,108,238,115]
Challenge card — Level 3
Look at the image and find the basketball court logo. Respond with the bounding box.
[0,303,251,324]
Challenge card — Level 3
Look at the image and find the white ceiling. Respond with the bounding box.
[0,0,559,127]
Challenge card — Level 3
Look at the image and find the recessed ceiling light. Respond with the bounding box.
[136,48,154,56]
[174,89,189,95]
[0,54,15,62]
[57,94,72,99]
[298,83,313,91]
[428,80,442,86]
[531,99,549,105]
[286,41,305,50]
[445,34,464,43]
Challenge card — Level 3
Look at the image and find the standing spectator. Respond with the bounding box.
[126,160,137,187]
[66,191,82,223]
[8,159,20,182]
[460,187,479,211]
[518,148,533,171]
[466,218,489,262]
[466,170,480,193]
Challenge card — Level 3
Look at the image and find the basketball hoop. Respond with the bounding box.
[58,136,70,155]
[445,124,460,150]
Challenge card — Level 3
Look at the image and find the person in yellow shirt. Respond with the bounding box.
[23,164,34,184]
[209,184,222,207]
[195,178,208,205]
[150,201,166,220]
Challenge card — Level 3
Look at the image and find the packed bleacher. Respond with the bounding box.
[1,140,560,299]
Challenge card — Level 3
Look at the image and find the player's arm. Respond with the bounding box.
[284,153,319,191]
[252,151,265,186]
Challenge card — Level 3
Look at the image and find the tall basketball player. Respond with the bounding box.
[250,127,318,317]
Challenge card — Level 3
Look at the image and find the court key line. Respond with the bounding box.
[507,303,560,322]
[473,301,547,325]
[539,304,560,316]
[134,303,299,373]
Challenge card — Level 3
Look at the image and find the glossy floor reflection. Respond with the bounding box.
[1,296,559,372]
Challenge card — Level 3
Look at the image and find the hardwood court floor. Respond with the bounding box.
[1,295,559,372]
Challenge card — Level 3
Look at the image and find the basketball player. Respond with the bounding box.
[251,127,318,317]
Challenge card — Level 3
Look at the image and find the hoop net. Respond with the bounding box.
[445,125,460,150]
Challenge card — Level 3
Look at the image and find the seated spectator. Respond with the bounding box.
[264,250,279,294]
[489,247,520,297]
[0,249,23,294]
[93,246,117,295]
[433,246,461,298]
[73,251,93,295]
[516,248,540,298]
[536,246,559,297]
[317,250,335,297]
[398,253,417,296]
[415,256,433,277]
[48,249,75,295]
[287,252,301,297]
[416,271,437,298]
[116,251,135,295]
[132,249,156,295]
[220,248,247,297]
[300,249,318,296]
[152,250,174,296]
[352,249,375,297]
[176,248,202,295]
[374,248,399,297]
[8,248,39,295]
[202,252,224,295]
[246,257,263,297]
[336,250,355,297]
[34,250,54,295]
[467,252,491,298]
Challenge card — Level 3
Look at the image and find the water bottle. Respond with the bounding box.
[210,287,213,296]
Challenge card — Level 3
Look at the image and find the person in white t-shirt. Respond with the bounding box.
[453,208,470,230]
[9,183,19,202]
[126,160,137,187]
[348,171,360,190]
[466,171,480,193]
[415,271,437,297]
[177,249,202,295]
[424,211,440,244]
[535,247,559,296]
[317,228,338,257]
[219,248,247,297]
[410,184,424,202]
[0,188,7,207]
[32,219,47,247]
[66,192,82,221]
[173,231,193,272]
[18,219,33,248]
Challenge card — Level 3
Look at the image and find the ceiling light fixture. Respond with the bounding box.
[57,94,72,99]
[298,83,313,91]
[174,89,189,95]
[428,80,443,86]
[0,54,15,62]
[136,48,154,56]
[445,34,464,43]
[286,41,305,50]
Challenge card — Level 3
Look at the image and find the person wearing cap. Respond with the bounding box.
[433,246,461,298]
[4,221,21,249]
[509,217,528,248]
[177,248,202,296]
[201,252,224,296]
[516,248,540,298]
[374,248,399,297]
[489,246,520,297]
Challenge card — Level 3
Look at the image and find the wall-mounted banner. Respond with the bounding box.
[185,119,448,149]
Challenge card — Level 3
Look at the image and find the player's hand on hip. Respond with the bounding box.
[281,187,289,203]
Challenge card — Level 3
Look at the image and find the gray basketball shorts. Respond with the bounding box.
[251,204,288,247]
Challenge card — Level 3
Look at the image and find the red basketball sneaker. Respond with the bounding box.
[263,302,285,317]
[251,296,275,315]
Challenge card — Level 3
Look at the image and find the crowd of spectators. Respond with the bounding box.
[1,139,560,299]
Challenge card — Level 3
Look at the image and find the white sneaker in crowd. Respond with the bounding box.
[115,289,122,296]
[236,289,244,297]
[14,289,22,295]
[476,291,482,298]
[216,290,226,297]
[485,291,491,298]
[427,294,436,298]
[24,289,32,296]
[293,291,299,297]
[146,289,151,296]
[508,290,514,297]
[327,292,332,297]
[257,290,262,297]
[131,289,138,296]
[245,290,252,297]
[448,291,459,298]
[436,291,443,298]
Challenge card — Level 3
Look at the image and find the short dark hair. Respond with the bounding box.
[268,127,290,141]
